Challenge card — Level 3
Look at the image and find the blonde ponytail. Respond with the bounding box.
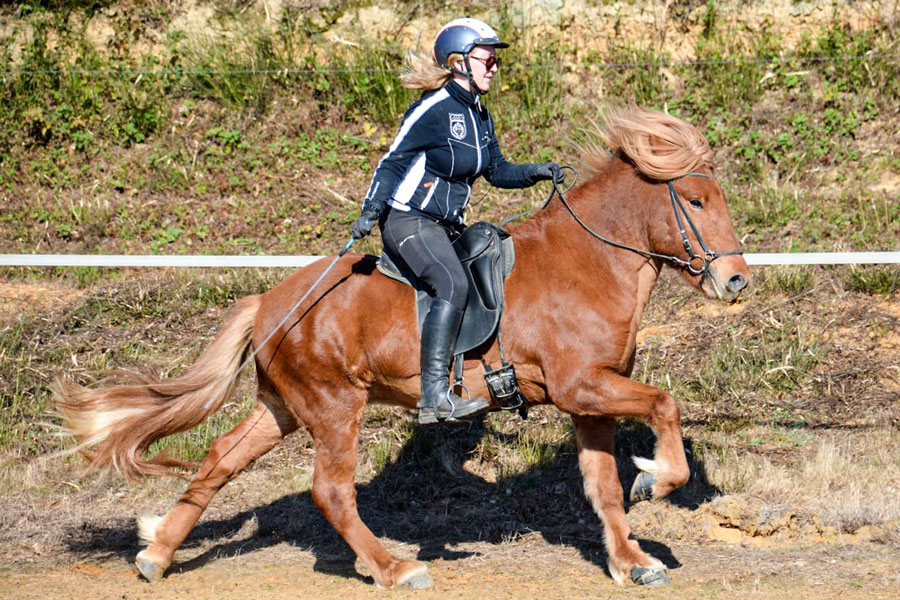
[400,51,463,91]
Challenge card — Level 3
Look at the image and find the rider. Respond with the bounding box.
[352,18,561,425]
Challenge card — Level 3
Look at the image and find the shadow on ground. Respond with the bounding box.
[62,416,721,582]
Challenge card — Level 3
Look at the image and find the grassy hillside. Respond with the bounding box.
[1,1,898,261]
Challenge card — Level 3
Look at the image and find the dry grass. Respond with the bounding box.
[698,428,900,529]
[2,265,898,571]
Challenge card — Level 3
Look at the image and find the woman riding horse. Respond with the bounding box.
[55,107,751,588]
[351,18,561,425]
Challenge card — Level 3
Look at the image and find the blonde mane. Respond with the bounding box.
[582,107,714,181]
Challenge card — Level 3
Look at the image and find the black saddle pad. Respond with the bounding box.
[377,221,515,355]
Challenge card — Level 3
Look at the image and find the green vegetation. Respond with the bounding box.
[1,3,898,264]
[846,265,900,295]
[760,266,815,296]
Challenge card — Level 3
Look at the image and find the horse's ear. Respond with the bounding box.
[645,133,672,155]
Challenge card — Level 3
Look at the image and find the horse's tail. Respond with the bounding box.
[53,294,262,480]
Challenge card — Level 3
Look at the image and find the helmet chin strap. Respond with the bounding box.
[449,54,488,99]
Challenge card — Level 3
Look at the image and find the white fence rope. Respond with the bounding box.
[1,252,899,268]
[0,254,325,268]
[744,252,900,266]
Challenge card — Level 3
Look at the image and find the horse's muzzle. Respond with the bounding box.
[705,259,750,302]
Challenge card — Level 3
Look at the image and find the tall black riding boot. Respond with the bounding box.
[418,298,489,425]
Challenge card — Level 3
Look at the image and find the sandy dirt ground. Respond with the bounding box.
[2,536,899,600]
[2,274,899,600]
[1,459,898,600]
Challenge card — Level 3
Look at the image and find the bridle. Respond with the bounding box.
[502,168,743,282]
[664,172,745,277]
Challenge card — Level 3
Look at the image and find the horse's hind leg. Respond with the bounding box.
[302,392,431,589]
[573,415,670,586]
[135,393,296,582]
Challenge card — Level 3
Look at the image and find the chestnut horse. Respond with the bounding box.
[56,108,750,589]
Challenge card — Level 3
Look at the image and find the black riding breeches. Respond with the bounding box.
[381,210,469,310]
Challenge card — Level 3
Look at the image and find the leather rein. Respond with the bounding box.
[503,167,743,281]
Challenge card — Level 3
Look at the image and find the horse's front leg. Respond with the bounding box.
[558,368,690,502]
[572,415,670,586]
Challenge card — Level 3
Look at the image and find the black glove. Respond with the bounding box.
[533,162,563,183]
[351,207,381,239]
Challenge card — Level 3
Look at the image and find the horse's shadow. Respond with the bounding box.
[63,413,720,582]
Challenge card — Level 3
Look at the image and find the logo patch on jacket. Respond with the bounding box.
[449,113,467,140]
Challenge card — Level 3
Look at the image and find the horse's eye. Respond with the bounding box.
[689,199,703,209]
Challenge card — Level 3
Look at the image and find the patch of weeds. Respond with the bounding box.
[69,266,106,288]
[602,43,667,107]
[321,46,415,125]
[738,185,801,238]
[736,425,815,450]
[646,315,830,413]
[732,129,770,180]
[846,193,900,249]
[150,226,184,253]
[844,265,900,296]
[702,112,748,150]
[760,266,815,296]
[516,429,561,471]
[704,415,756,435]
[363,419,414,477]
[690,6,782,110]
[802,18,877,94]
[495,43,565,132]
[148,148,190,192]
[178,18,282,116]
[288,128,371,173]
[117,93,163,145]
[494,415,572,481]
[205,127,246,155]
[0,317,59,454]
[735,184,900,254]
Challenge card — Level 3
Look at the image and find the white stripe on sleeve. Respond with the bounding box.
[363,88,450,200]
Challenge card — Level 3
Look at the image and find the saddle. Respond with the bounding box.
[377,221,527,416]
[376,221,515,355]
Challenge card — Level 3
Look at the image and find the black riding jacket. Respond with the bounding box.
[362,80,546,225]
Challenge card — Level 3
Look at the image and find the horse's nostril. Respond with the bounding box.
[727,273,748,293]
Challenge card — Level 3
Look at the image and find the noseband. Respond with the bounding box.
[550,169,743,281]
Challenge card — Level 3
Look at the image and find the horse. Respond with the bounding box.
[55,107,750,589]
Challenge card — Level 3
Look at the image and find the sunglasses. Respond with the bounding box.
[470,55,501,70]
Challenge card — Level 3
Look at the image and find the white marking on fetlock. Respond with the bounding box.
[632,456,660,474]
[137,513,163,545]
[608,559,627,584]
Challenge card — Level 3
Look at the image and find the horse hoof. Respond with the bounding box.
[397,565,433,589]
[135,551,166,583]
[401,571,433,589]
[630,470,656,502]
[631,566,670,586]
